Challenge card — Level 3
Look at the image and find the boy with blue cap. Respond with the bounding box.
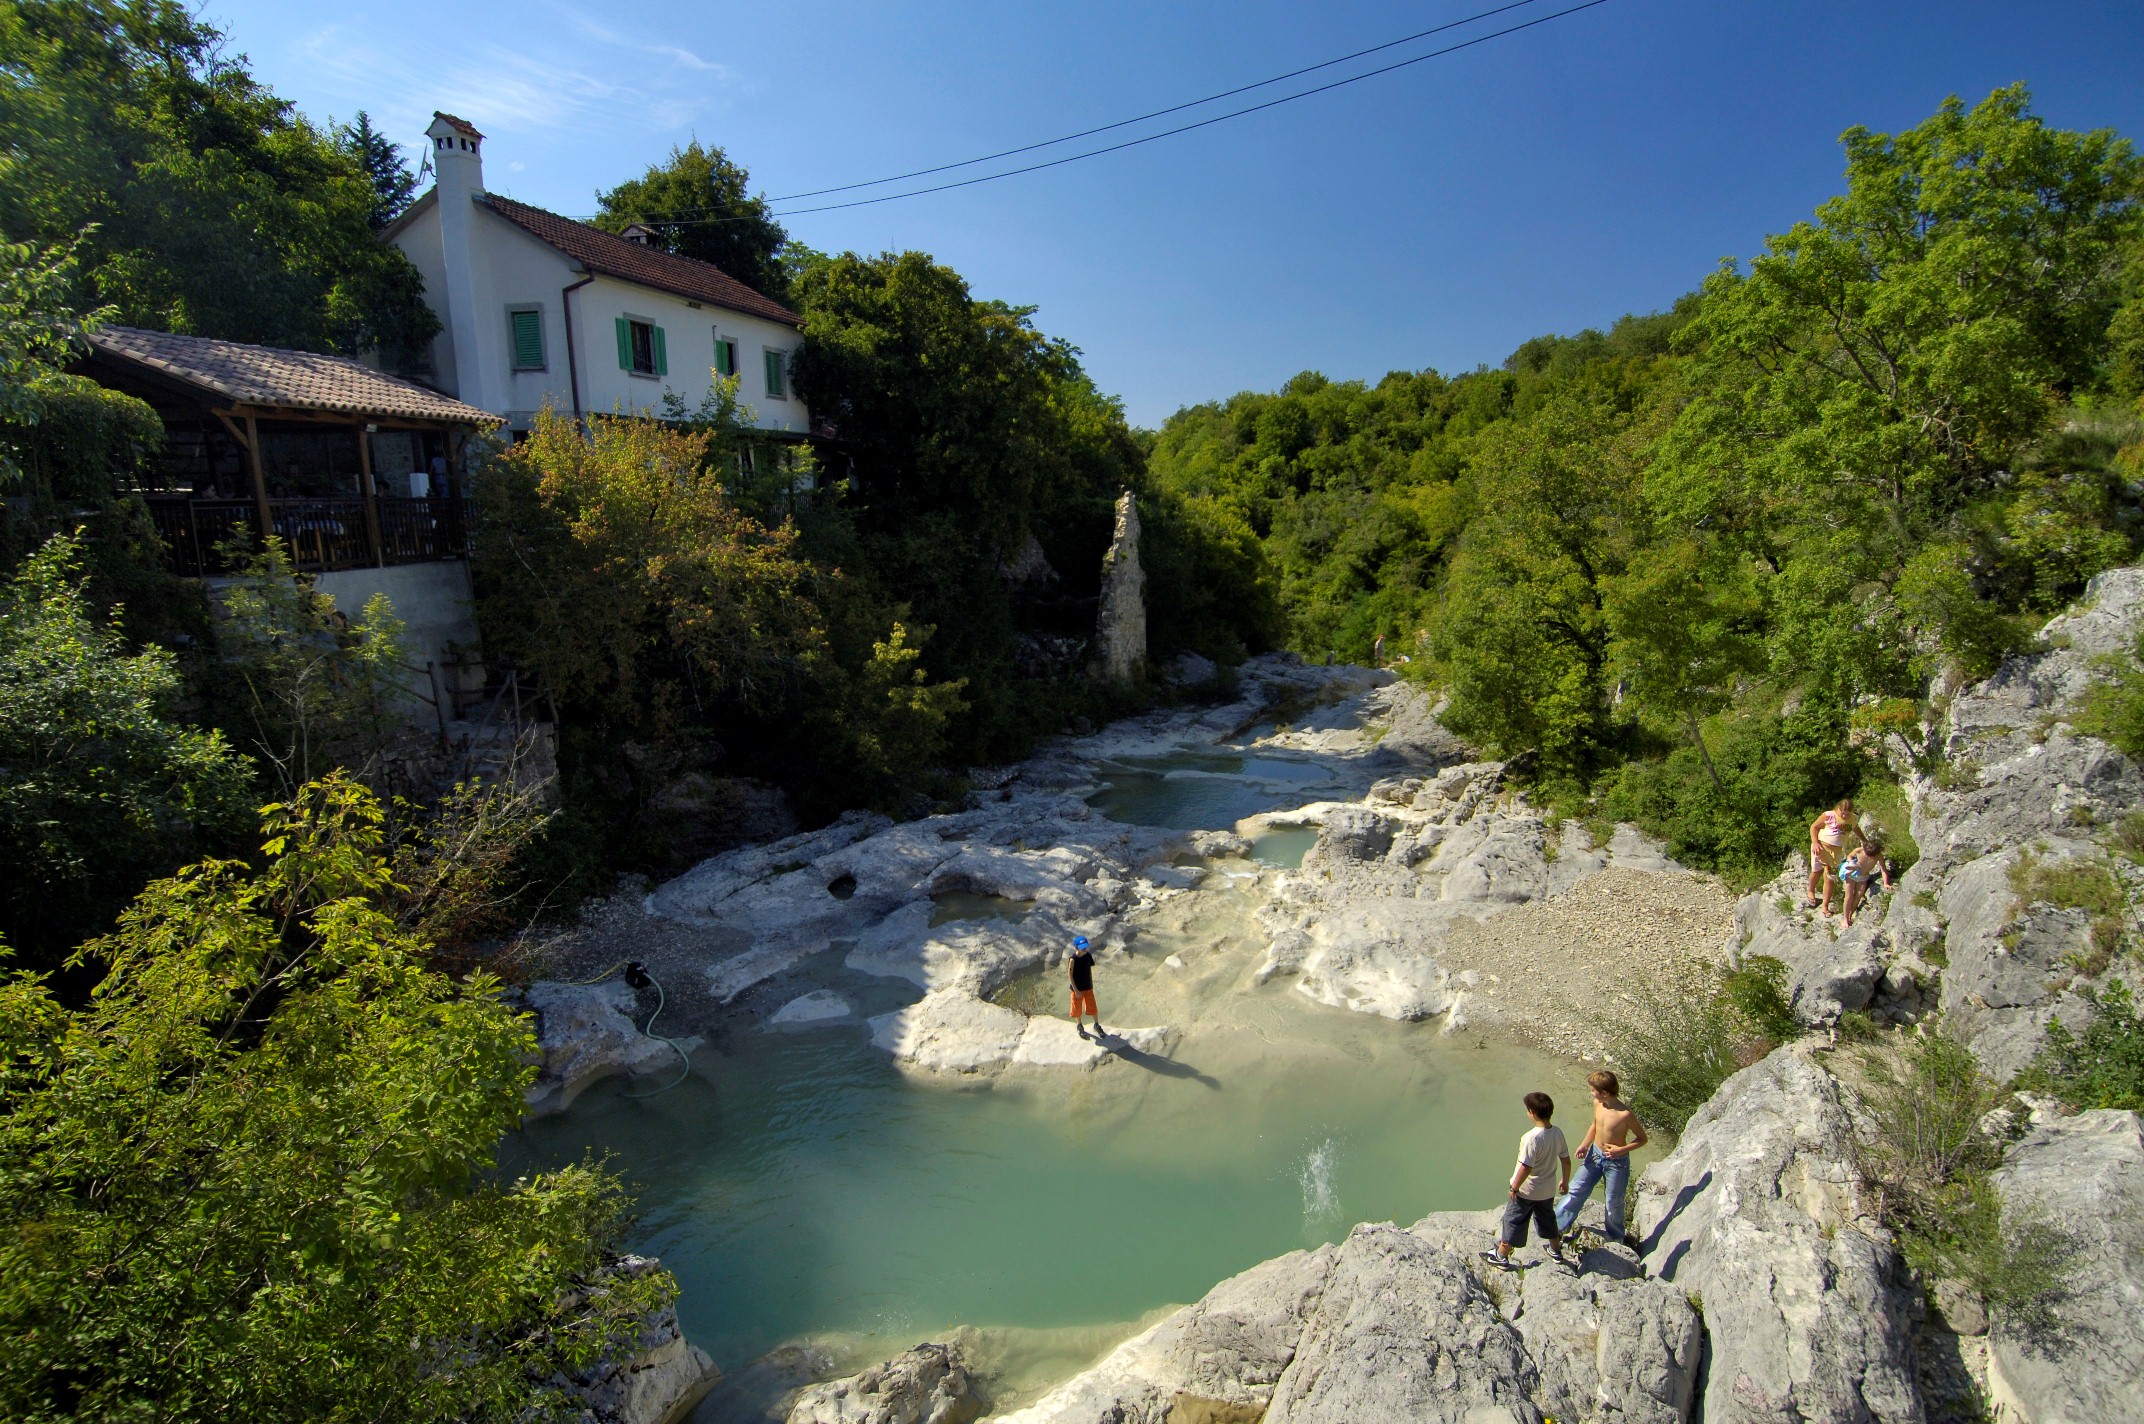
[1069,935,1104,1037]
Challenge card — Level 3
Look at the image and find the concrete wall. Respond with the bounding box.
[314,561,480,684]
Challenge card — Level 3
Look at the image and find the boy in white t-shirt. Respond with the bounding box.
[1483,1091,1571,1271]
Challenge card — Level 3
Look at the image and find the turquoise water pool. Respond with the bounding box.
[1084,750,1341,830]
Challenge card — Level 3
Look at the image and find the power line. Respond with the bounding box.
[765,0,1553,203]
[766,0,1614,217]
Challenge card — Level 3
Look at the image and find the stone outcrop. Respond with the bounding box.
[1253,762,1703,1024]
[984,1211,1696,1424]
[522,980,696,1117]
[1717,565,2144,1076]
[1985,1110,2144,1424]
[1094,490,1146,684]
[1637,1045,1923,1424]
[557,1255,720,1424]
[787,1341,982,1424]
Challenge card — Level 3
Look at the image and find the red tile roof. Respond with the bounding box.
[478,194,802,328]
[433,110,484,140]
[85,327,499,425]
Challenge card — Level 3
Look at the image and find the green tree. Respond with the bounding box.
[0,776,668,1421]
[338,109,418,229]
[0,0,439,355]
[0,534,253,968]
[594,139,790,299]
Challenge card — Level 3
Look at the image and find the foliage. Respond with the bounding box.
[1595,961,1792,1133]
[1852,775,1920,872]
[2076,631,2144,761]
[0,534,253,967]
[1604,702,1873,888]
[0,776,667,1421]
[2022,979,2144,1112]
[594,139,790,300]
[1856,1030,2074,1343]
[0,0,439,355]
[338,110,418,229]
[207,542,413,798]
[1722,955,1799,1044]
[473,408,817,736]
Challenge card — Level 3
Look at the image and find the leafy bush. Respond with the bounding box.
[1722,956,1800,1044]
[0,535,254,967]
[2022,979,2144,1111]
[1600,959,1804,1133]
[1604,702,1873,888]
[2076,632,2144,761]
[1853,776,1920,873]
[0,777,662,1420]
[1857,1031,2075,1343]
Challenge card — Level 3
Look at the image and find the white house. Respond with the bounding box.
[385,112,809,437]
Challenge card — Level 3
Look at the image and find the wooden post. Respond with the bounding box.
[356,427,385,567]
[243,413,272,556]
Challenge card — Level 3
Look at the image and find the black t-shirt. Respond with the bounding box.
[1069,949,1094,991]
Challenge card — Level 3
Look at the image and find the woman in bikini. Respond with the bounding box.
[1839,838,1892,927]
[1805,799,1856,915]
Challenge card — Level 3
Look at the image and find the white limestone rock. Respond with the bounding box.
[768,990,852,1026]
[557,1255,720,1424]
[522,979,692,1118]
[867,991,1028,1075]
[1636,1046,1923,1424]
[1986,1110,2144,1424]
[786,1340,980,1424]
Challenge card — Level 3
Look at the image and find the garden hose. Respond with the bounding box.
[543,959,694,1096]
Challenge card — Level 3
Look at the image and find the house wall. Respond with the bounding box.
[391,196,808,435]
[314,561,480,690]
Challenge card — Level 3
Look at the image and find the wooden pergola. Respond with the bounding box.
[75,326,500,575]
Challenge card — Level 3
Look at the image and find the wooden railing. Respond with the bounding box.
[142,496,471,577]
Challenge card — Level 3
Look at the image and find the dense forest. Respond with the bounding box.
[1146,85,2144,884]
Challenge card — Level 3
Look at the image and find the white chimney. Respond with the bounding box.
[424,112,497,412]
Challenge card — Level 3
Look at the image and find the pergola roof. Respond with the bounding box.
[83,326,499,426]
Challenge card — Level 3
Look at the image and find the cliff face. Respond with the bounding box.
[1094,491,1146,684]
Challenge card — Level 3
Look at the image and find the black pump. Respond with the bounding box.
[624,961,653,990]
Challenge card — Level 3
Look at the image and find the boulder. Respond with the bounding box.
[1636,1046,1923,1424]
[1985,1110,2144,1424]
[522,979,691,1117]
[1515,1258,1702,1424]
[1732,868,1886,1025]
[558,1255,720,1424]
[1262,1224,1539,1424]
[786,1341,981,1424]
[868,991,1028,1075]
[769,990,852,1026]
[993,1245,1338,1424]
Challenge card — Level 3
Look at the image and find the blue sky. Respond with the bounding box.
[205,0,2144,427]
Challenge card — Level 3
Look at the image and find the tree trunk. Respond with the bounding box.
[1688,710,1726,794]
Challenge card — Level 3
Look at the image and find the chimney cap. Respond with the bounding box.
[620,222,657,245]
[429,111,485,142]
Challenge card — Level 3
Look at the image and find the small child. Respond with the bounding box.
[1839,839,1892,928]
[1068,935,1104,1038]
[1484,1091,1570,1271]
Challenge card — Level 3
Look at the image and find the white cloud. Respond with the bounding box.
[295,5,742,154]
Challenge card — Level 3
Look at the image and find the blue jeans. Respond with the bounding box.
[1555,1145,1630,1239]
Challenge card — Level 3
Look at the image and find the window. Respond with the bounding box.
[615,316,666,377]
[714,334,738,378]
[508,307,545,371]
[763,347,788,400]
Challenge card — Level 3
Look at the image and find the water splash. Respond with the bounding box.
[1299,1138,1340,1227]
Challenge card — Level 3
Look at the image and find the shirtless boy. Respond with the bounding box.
[1554,1070,1648,1243]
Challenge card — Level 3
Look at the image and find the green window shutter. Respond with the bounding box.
[615,316,631,370]
[764,348,785,398]
[510,310,544,369]
[653,325,668,377]
[714,335,733,377]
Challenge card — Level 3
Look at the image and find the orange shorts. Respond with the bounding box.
[1070,989,1098,1018]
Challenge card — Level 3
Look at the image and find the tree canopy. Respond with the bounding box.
[0,0,437,355]
[593,139,791,301]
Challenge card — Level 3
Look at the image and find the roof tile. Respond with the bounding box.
[478,194,802,328]
[85,327,499,425]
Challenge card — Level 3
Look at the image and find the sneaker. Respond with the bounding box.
[1479,1250,1516,1271]
[1075,1024,1088,1039]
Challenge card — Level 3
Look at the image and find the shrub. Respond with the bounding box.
[1723,956,1799,1044]
[1853,776,1921,873]
[2076,632,2144,760]
[2021,979,2144,1111]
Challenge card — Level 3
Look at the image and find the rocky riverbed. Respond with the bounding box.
[529,567,2144,1424]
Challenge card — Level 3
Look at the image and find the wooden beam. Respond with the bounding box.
[356,428,384,568]
[243,413,272,555]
